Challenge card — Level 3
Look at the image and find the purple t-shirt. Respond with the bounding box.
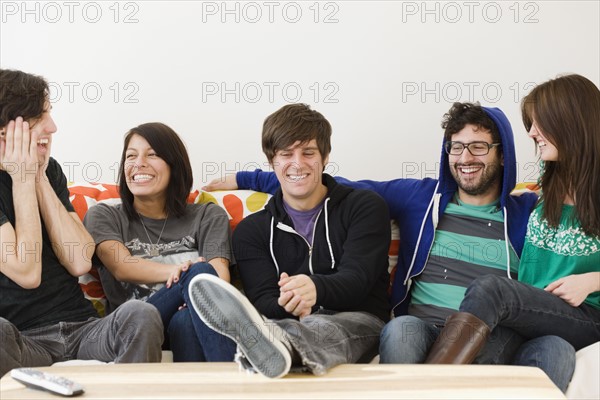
[283,200,325,246]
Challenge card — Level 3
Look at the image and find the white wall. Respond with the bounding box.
[2,0,599,185]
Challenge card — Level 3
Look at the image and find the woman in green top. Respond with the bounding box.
[425,74,600,365]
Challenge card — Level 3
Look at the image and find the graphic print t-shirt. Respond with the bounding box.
[84,202,233,308]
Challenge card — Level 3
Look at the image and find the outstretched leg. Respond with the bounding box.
[188,274,291,378]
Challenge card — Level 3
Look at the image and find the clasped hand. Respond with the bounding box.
[278,272,317,318]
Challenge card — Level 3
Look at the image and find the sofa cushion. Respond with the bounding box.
[195,190,270,231]
[70,181,540,317]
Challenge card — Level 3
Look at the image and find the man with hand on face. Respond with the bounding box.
[0,69,163,377]
[188,103,391,379]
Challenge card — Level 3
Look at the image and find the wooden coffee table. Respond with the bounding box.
[0,362,565,399]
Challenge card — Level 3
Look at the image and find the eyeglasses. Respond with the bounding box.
[444,141,501,156]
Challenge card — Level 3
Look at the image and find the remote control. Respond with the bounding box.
[10,368,84,397]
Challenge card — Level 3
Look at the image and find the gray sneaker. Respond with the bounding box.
[188,274,292,378]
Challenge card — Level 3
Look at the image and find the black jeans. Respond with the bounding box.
[460,275,600,351]
[0,300,163,377]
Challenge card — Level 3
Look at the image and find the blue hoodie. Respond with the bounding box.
[236,107,538,316]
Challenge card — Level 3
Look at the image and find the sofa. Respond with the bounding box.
[65,182,598,399]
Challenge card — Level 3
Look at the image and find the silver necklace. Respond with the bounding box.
[138,212,168,257]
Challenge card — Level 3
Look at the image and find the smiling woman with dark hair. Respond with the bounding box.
[117,123,194,220]
[84,122,236,362]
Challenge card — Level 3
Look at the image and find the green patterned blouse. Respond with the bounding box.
[519,203,600,310]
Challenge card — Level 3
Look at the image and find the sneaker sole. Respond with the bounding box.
[188,274,291,379]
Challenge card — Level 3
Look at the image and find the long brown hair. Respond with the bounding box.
[521,74,600,236]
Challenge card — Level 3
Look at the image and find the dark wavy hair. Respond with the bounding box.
[442,102,501,150]
[0,69,49,128]
[118,122,193,219]
[262,103,332,164]
[522,74,600,236]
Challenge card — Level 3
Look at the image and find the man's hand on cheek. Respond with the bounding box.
[0,118,40,184]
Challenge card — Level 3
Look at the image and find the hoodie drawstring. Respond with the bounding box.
[404,182,440,286]
[323,198,335,269]
[269,216,280,275]
[503,206,513,279]
[268,199,336,276]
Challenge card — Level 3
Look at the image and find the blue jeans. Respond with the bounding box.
[380,315,523,364]
[0,300,163,377]
[513,335,575,392]
[460,275,600,351]
[274,311,384,375]
[380,316,437,364]
[379,315,576,392]
[147,262,236,362]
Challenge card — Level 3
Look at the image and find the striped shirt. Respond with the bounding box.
[409,197,519,325]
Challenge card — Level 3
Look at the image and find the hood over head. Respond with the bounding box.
[437,106,517,209]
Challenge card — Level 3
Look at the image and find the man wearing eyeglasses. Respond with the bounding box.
[203,102,576,392]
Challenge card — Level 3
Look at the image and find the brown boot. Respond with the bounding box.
[425,312,491,364]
